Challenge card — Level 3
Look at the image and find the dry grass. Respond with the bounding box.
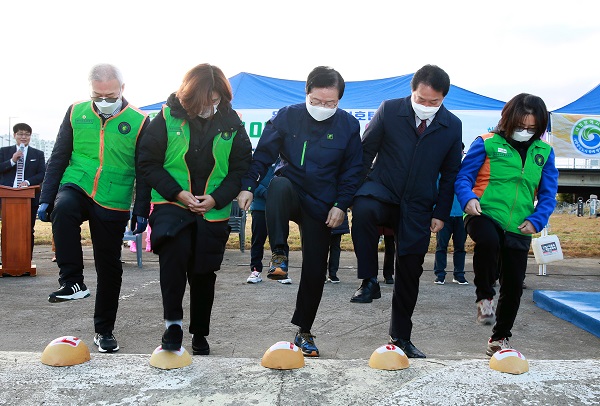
[31,213,600,258]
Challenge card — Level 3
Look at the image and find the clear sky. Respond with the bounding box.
[1,0,599,140]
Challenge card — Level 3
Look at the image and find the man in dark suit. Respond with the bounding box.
[0,123,46,256]
[350,65,463,358]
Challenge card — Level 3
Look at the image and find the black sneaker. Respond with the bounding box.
[192,335,210,355]
[161,325,183,351]
[94,332,119,353]
[48,282,90,303]
[327,275,340,283]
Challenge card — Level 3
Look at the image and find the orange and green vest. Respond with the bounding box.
[61,101,146,210]
[151,106,236,221]
[473,133,552,233]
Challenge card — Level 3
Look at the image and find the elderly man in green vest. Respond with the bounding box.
[38,63,150,353]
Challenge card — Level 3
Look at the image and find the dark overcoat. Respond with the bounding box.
[354,96,462,255]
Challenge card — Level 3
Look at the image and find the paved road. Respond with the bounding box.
[0,246,598,405]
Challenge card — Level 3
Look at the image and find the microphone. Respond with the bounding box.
[19,143,25,152]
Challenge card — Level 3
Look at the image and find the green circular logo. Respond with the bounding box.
[221,131,232,140]
[534,154,545,166]
[119,122,131,134]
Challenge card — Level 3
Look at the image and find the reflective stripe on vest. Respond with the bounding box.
[62,101,146,210]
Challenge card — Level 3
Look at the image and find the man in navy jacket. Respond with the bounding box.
[351,65,462,358]
[238,66,363,357]
[0,123,46,257]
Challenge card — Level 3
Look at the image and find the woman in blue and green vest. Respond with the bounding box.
[138,63,252,355]
[455,93,558,357]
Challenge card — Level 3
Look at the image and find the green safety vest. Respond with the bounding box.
[61,101,146,210]
[151,106,236,221]
[476,133,552,233]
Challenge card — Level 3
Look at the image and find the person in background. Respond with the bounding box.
[246,158,289,284]
[350,64,462,358]
[0,123,46,257]
[138,63,252,355]
[38,63,150,353]
[237,66,363,357]
[379,226,395,285]
[455,93,558,356]
[434,143,468,285]
[326,211,350,283]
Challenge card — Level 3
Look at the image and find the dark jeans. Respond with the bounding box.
[266,177,331,331]
[434,216,466,279]
[466,215,528,340]
[157,214,228,337]
[328,234,342,276]
[51,187,127,334]
[351,196,399,279]
[250,210,268,272]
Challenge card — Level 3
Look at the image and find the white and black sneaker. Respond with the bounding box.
[94,333,119,353]
[48,282,90,303]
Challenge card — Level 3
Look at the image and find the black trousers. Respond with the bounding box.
[328,234,342,276]
[382,235,395,280]
[156,211,228,337]
[466,215,528,340]
[389,253,426,340]
[351,196,399,279]
[250,210,268,272]
[51,187,127,333]
[266,177,331,331]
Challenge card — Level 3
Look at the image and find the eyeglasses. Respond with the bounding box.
[515,127,537,135]
[308,96,338,109]
[15,132,31,137]
[91,96,120,103]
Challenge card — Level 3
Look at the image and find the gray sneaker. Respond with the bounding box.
[486,337,511,356]
[477,299,496,325]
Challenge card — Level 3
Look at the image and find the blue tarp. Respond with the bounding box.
[552,84,600,114]
[140,72,506,111]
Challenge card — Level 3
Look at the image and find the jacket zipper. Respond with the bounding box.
[91,122,106,198]
[300,141,307,166]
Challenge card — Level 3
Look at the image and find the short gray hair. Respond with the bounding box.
[88,63,124,86]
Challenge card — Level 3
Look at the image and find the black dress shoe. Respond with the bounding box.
[388,337,426,358]
[192,335,210,355]
[350,279,381,303]
[384,276,394,284]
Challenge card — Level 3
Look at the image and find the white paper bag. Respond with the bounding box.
[531,234,563,264]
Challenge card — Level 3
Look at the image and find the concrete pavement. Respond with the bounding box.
[0,245,599,405]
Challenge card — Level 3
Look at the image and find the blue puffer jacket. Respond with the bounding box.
[241,103,363,222]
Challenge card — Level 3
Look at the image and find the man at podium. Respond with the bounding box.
[0,123,46,256]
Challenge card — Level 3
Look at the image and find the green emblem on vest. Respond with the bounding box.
[534,154,545,166]
[221,131,232,140]
[327,134,334,140]
[119,122,131,134]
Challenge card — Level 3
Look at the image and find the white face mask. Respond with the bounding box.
[512,129,535,142]
[411,98,441,121]
[95,98,122,115]
[305,95,337,121]
[198,104,218,119]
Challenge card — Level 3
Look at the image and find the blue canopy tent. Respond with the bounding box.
[552,84,600,114]
[140,72,506,148]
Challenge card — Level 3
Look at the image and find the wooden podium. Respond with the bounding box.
[0,185,39,276]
